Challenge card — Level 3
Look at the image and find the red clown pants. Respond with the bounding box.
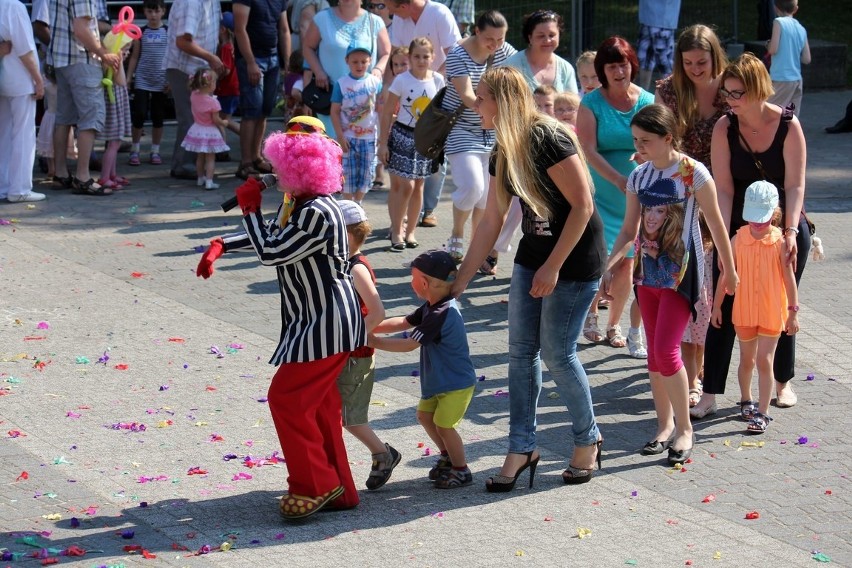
[267,352,359,508]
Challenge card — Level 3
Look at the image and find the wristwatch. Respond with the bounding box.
[788,305,799,312]
[784,226,799,236]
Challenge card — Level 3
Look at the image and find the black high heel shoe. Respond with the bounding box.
[485,450,540,493]
[562,439,603,485]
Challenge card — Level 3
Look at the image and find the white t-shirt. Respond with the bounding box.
[388,70,445,128]
[0,0,37,97]
[390,0,460,71]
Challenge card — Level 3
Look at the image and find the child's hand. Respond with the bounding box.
[785,314,799,335]
[722,269,739,296]
[338,137,350,153]
[377,143,389,166]
[710,306,723,328]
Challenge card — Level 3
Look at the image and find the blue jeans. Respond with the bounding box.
[422,161,446,214]
[507,263,600,453]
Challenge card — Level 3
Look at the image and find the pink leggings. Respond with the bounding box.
[637,286,692,377]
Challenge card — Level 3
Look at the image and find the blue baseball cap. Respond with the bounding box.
[742,180,779,223]
[346,43,371,57]
[221,12,234,31]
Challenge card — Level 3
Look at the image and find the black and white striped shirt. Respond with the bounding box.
[441,41,516,155]
[222,196,366,364]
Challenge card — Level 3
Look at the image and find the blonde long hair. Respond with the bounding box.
[480,66,593,220]
[671,25,727,138]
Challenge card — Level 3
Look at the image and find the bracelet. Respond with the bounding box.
[788,305,799,312]
[784,226,799,235]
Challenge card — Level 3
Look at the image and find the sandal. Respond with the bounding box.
[365,443,402,490]
[279,485,344,520]
[372,179,384,189]
[446,237,464,264]
[626,327,648,359]
[428,454,452,481]
[746,412,772,434]
[387,241,405,252]
[236,163,260,180]
[562,439,603,484]
[688,388,702,408]
[478,255,498,275]
[71,177,112,196]
[50,175,73,190]
[404,238,419,249]
[253,158,273,174]
[606,324,626,348]
[434,466,473,489]
[583,313,604,342]
[739,400,757,421]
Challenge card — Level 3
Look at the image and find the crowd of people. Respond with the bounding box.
[0,0,833,521]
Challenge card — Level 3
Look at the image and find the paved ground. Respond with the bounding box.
[1,89,850,567]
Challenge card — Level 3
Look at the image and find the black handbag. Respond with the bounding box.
[414,53,494,159]
[302,78,332,115]
[413,87,463,159]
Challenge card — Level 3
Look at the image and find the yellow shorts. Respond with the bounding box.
[417,386,474,429]
[735,325,782,342]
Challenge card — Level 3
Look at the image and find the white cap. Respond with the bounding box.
[338,200,367,225]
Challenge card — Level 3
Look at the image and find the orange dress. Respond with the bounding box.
[732,226,787,334]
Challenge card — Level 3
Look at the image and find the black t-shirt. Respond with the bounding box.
[489,125,606,282]
[234,0,288,58]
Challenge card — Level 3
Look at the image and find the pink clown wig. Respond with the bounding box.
[262,131,343,197]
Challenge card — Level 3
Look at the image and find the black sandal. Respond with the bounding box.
[478,255,498,275]
[50,175,73,190]
[71,178,112,196]
[404,238,419,249]
[236,163,260,180]
[253,158,273,174]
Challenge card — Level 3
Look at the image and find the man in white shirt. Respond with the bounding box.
[0,0,46,202]
[387,0,460,227]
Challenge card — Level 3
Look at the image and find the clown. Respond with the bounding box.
[197,116,365,519]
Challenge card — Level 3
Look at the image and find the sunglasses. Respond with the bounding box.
[367,2,386,9]
[720,87,746,100]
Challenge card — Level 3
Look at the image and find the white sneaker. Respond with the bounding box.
[8,192,46,203]
[197,177,206,187]
[205,180,219,190]
[627,327,648,359]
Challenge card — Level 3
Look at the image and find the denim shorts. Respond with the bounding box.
[55,63,105,131]
[236,54,280,118]
[218,95,240,116]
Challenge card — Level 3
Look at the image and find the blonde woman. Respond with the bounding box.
[452,66,606,491]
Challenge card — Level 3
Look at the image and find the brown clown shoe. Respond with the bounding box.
[279,485,344,520]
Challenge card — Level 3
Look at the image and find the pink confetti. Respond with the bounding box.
[227,343,244,349]
[423,447,432,456]
[114,364,129,371]
[36,321,50,329]
[232,472,253,481]
[66,412,82,419]
[702,494,716,503]
[130,272,147,278]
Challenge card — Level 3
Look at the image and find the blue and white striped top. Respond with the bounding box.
[222,196,366,364]
[134,25,169,92]
[440,41,516,155]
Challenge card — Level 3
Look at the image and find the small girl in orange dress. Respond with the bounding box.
[711,181,799,434]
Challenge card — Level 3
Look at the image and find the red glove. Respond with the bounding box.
[196,238,224,279]
[235,177,264,215]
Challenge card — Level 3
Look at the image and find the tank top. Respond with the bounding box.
[726,105,793,236]
[134,25,168,92]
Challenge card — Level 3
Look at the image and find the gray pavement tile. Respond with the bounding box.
[1,88,851,567]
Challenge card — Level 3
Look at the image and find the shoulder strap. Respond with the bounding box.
[736,129,773,184]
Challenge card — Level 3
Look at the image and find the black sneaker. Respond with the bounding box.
[365,443,402,490]
[434,466,473,489]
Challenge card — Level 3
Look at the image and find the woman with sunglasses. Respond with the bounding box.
[693,53,809,419]
[302,0,391,136]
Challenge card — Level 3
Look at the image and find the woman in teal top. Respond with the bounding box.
[577,37,653,355]
[503,10,578,94]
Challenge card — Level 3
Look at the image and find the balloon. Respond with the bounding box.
[101,6,142,103]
